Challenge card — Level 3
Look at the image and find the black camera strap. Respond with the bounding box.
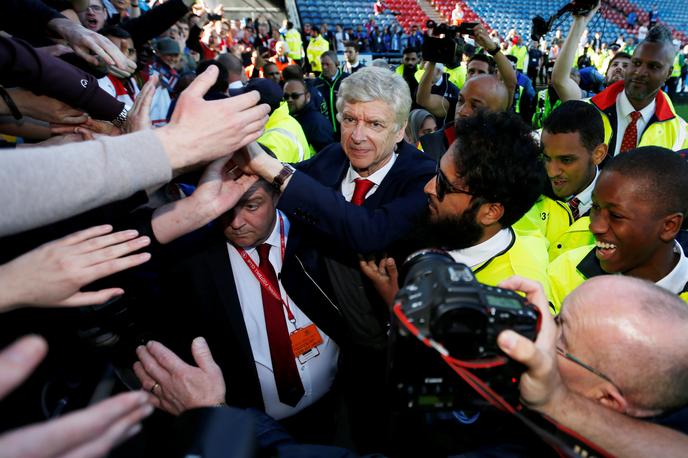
[393,303,614,458]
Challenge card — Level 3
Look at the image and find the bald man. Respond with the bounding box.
[498,275,688,457]
[419,75,511,160]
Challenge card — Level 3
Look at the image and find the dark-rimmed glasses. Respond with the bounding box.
[283,92,304,100]
[556,346,621,393]
[435,165,473,201]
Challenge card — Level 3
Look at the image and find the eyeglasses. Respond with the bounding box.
[283,92,304,100]
[86,4,103,12]
[555,346,621,392]
[435,165,473,201]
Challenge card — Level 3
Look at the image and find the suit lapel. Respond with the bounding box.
[204,237,255,374]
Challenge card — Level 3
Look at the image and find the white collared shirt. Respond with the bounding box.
[568,168,599,217]
[226,211,339,420]
[656,242,688,295]
[228,80,244,90]
[613,90,656,157]
[448,228,514,269]
[340,152,398,202]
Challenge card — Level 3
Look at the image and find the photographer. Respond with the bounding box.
[497,275,688,457]
[417,23,516,126]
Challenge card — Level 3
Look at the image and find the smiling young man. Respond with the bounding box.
[515,101,607,260]
[547,147,688,312]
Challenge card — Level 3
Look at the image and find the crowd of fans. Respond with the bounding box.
[2,0,688,457]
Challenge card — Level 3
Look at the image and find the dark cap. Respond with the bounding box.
[156,37,180,55]
[231,78,283,112]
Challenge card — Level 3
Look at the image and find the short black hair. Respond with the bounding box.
[402,47,417,55]
[195,60,229,94]
[344,41,359,52]
[286,21,294,29]
[468,53,496,73]
[452,111,544,227]
[603,147,688,219]
[281,64,304,80]
[543,100,605,152]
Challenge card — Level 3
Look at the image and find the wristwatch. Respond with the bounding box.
[111,106,129,129]
[487,45,501,56]
[271,163,295,191]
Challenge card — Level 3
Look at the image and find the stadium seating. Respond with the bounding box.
[295,0,686,44]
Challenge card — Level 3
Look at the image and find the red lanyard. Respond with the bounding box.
[236,214,295,323]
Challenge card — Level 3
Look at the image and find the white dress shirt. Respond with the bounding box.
[226,210,339,420]
[448,228,514,269]
[340,152,398,202]
[656,242,688,295]
[568,168,599,217]
[613,90,656,157]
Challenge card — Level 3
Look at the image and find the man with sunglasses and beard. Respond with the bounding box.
[362,110,550,306]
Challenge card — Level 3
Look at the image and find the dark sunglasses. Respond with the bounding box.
[435,165,472,201]
[283,92,304,100]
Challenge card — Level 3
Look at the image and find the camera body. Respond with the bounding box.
[531,0,600,41]
[421,20,478,67]
[388,249,540,411]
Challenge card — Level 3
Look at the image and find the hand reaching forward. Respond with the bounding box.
[496,276,566,410]
[133,338,225,416]
[0,335,154,458]
[360,256,399,307]
[0,225,151,311]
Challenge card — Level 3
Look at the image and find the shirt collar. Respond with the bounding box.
[618,89,655,123]
[228,80,244,90]
[448,228,514,269]
[570,168,599,214]
[656,242,688,295]
[344,152,398,187]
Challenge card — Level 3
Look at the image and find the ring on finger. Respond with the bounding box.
[150,382,160,393]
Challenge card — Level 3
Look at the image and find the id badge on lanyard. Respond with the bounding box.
[237,213,323,364]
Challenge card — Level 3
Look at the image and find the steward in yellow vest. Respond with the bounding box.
[285,25,303,62]
[591,80,688,157]
[515,101,607,261]
[306,33,329,74]
[547,147,688,312]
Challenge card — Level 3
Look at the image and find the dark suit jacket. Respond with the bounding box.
[279,140,436,256]
[152,223,346,412]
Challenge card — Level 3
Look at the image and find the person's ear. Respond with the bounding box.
[304,91,311,104]
[591,143,608,166]
[477,202,504,227]
[394,121,408,143]
[594,382,628,414]
[659,213,683,242]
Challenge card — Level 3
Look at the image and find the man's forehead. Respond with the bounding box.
[633,42,674,65]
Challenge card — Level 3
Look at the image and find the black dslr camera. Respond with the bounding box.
[532,0,600,41]
[388,249,540,411]
[421,20,478,67]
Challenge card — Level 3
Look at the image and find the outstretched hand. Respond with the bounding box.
[360,256,399,307]
[0,225,151,311]
[133,338,225,416]
[496,276,566,410]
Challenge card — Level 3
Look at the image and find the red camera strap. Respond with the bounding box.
[392,303,614,458]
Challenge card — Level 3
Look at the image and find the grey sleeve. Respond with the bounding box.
[0,130,172,236]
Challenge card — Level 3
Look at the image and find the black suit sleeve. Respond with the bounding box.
[0,36,124,121]
[0,0,65,43]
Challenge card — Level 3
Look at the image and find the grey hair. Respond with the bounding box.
[336,66,412,131]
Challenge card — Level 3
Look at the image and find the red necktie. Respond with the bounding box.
[256,244,304,407]
[568,197,581,221]
[620,111,642,153]
[351,178,374,206]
